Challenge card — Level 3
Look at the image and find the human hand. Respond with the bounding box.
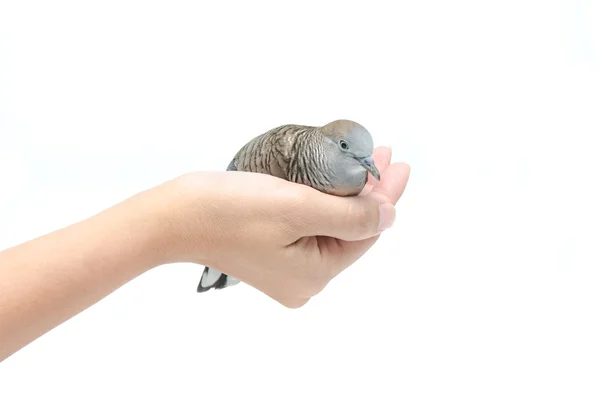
[0,146,408,361]
[158,146,410,307]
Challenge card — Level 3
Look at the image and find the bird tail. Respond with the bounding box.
[197,266,241,293]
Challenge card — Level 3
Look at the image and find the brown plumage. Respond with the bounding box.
[197,119,379,292]
[226,124,340,195]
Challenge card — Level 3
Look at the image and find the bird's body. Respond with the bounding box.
[197,119,379,293]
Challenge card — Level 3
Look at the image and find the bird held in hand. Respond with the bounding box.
[197,119,380,293]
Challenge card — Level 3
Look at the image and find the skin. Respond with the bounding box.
[199,120,381,291]
[0,146,410,362]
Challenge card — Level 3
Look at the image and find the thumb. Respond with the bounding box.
[297,193,396,241]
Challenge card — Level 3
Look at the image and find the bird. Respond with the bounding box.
[196,119,380,293]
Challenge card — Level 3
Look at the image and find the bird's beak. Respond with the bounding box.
[357,155,380,181]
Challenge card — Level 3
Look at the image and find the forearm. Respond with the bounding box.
[0,186,174,361]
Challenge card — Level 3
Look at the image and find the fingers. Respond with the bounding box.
[293,159,410,242]
[377,145,393,167]
[276,158,411,300]
[361,146,392,196]
[324,162,411,274]
[369,146,392,182]
[370,162,411,205]
[296,192,396,242]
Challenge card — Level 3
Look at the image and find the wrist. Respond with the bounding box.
[130,174,215,269]
[93,182,191,273]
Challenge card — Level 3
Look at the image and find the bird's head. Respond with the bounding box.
[320,119,380,181]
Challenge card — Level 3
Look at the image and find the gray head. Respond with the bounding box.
[319,119,380,181]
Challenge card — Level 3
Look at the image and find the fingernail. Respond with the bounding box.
[378,204,396,232]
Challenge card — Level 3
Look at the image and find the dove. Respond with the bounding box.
[196,119,380,293]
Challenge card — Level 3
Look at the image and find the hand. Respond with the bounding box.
[0,146,409,360]
[160,146,410,308]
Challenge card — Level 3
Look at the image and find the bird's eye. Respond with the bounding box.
[339,140,349,150]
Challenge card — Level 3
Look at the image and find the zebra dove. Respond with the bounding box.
[197,119,380,292]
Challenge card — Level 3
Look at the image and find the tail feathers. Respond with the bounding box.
[197,266,241,293]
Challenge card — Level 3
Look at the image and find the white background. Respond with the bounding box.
[1,0,599,395]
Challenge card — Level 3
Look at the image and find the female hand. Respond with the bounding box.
[160,146,410,307]
[0,146,409,360]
